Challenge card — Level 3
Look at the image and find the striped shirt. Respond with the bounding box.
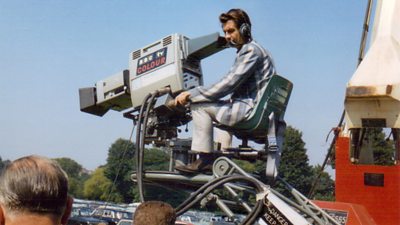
[188,40,276,126]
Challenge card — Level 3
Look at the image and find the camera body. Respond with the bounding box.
[79,32,226,116]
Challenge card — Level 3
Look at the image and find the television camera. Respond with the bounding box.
[79,32,227,143]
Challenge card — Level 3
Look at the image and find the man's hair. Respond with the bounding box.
[0,155,69,216]
[133,201,176,225]
[219,8,252,33]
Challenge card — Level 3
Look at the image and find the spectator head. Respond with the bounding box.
[133,201,176,225]
[0,155,72,225]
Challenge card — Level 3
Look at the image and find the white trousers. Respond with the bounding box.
[191,103,232,153]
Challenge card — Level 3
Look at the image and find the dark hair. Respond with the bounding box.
[0,155,69,216]
[219,8,251,27]
[134,201,176,225]
[219,8,252,39]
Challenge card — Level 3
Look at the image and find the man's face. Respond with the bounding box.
[222,20,245,48]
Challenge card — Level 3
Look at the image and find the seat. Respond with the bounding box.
[215,74,293,181]
[217,74,293,144]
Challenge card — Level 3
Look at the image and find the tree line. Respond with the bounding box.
[1,126,394,205]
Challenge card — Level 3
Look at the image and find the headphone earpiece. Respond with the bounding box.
[240,23,251,40]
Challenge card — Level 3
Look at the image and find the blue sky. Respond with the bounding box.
[0,1,367,172]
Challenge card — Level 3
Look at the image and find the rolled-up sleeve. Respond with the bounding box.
[189,45,260,103]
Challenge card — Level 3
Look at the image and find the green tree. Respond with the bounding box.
[143,147,170,170]
[273,126,314,198]
[104,138,187,204]
[54,157,89,198]
[104,138,136,203]
[83,167,123,202]
[310,165,335,201]
[55,157,83,177]
[233,159,260,173]
[365,128,395,165]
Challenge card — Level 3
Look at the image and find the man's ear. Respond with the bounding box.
[61,196,73,225]
[0,205,5,225]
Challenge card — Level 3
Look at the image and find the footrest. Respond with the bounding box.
[187,149,262,162]
[131,170,213,189]
[224,146,257,152]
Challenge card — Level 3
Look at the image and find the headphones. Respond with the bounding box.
[235,9,252,41]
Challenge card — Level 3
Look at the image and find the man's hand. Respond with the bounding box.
[175,91,191,106]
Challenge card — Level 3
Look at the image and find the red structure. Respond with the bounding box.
[313,200,376,225]
[334,136,400,225]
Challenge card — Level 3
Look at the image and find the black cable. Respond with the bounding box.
[175,175,232,212]
[175,175,264,225]
[136,87,171,202]
[308,112,343,198]
[175,174,259,213]
[138,91,159,202]
[358,0,374,66]
[135,93,153,202]
[175,176,232,213]
[242,200,264,225]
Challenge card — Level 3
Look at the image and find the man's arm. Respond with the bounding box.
[189,44,260,103]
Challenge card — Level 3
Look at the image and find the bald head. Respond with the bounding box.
[0,155,69,216]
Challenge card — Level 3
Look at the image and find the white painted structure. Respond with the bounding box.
[344,0,400,132]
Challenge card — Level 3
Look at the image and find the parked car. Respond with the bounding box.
[91,205,134,225]
[68,207,108,225]
[71,207,93,217]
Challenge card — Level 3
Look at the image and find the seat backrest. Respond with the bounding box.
[228,74,293,142]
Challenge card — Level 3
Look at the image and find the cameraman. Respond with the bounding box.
[175,8,276,173]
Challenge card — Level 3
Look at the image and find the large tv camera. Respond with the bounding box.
[79,33,227,141]
[79,32,226,115]
[79,33,226,141]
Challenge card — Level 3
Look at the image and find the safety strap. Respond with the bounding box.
[266,112,279,181]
